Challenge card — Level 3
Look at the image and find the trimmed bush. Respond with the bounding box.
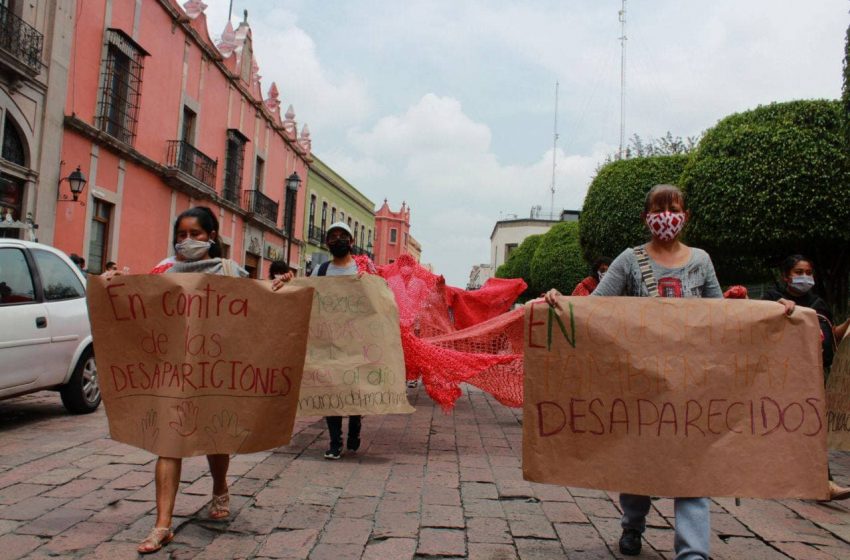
[530,221,587,295]
[496,234,542,297]
[681,100,850,308]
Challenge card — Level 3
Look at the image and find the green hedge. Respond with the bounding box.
[495,234,542,297]
[681,100,850,293]
[530,221,587,295]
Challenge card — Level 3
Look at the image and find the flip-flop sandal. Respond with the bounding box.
[209,491,230,520]
[137,527,173,554]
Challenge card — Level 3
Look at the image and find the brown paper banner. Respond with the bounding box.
[292,275,414,417]
[827,335,850,450]
[87,274,314,458]
[523,297,828,499]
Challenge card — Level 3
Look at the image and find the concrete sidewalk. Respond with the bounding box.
[1,386,849,559]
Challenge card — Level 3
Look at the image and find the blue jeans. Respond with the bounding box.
[620,494,710,560]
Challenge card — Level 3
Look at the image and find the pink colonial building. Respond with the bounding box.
[373,199,417,266]
[54,0,312,277]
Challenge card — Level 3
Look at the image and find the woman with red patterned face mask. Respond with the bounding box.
[545,184,721,559]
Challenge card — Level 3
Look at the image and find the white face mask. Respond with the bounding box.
[175,238,212,261]
[598,271,606,281]
[789,275,815,294]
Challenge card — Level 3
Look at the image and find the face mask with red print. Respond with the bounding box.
[645,211,686,242]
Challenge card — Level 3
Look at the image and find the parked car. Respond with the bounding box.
[0,239,100,413]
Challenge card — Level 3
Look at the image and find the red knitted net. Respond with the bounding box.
[378,255,526,410]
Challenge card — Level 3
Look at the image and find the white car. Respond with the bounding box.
[0,239,100,413]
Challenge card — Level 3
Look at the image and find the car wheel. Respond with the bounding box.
[60,347,101,414]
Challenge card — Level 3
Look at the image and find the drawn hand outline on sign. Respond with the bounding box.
[169,401,199,437]
[140,409,159,449]
[205,409,251,453]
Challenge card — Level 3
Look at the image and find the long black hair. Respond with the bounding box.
[590,257,612,281]
[173,206,222,258]
[779,254,814,278]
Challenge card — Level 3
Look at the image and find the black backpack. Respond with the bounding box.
[317,261,331,277]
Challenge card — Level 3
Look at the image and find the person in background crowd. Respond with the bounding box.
[137,207,249,554]
[269,259,294,282]
[273,221,363,461]
[762,254,850,501]
[572,257,612,296]
[546,184,720,559]
[105,261,118,272]
[723,285,748,299]
[69,253,87,275]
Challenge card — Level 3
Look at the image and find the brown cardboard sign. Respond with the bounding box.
[827,335,850,450]
[523,297,828,499]
[292,275,414,417]
[87,274,313,458]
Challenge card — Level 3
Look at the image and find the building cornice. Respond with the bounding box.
[308,164,375,216]
[154,0,311,166]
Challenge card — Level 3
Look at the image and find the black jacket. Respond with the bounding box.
[763,283,834,369]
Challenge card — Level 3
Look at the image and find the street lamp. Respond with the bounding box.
[58,166,87,203]
[285,172,301,265]
[366,240,373,259]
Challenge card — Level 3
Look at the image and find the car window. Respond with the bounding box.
[0,247,36,304]
[32,249,85,301]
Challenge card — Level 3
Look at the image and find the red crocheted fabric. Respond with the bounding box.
[571,276,598,296]
[379,254,526,410]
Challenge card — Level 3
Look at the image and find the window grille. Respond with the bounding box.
[96,29,146,145]
[223,129,247,205]
[1,116,24,166]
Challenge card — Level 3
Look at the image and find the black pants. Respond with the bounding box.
[326,415,362,450]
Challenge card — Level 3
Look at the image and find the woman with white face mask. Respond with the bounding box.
[571,256,612,296]
[138,206,247,554]
[763,255,850,502]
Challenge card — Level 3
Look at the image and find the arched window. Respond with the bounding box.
[2,116,26,167]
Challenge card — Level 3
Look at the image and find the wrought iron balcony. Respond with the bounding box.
[166,140,217,190]
[243,189,279,225]
[308,225,324,245]
[0,4,43,74]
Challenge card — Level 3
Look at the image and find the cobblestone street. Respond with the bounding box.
[1,386,850,559]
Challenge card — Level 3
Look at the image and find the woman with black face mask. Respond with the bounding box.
[763,254,850,501]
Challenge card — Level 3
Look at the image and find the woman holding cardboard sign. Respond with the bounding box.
[545,184,720,559]
[762,254,850,501]
[137,206,248,554]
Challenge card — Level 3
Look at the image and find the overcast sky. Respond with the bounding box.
[204,1,848,287]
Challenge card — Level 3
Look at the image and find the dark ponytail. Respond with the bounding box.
[173,206,222,258]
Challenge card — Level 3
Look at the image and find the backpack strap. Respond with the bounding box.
[633,246,660,298]
[318,261,331,277]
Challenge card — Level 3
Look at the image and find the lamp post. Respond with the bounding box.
[366,240,373,260]
[284,171,301,265]
[57,166,87,203]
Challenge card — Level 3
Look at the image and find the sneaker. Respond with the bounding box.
[323,448,342,460]
[618,528,642,556]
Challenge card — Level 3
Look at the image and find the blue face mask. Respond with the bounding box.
[789,275,815,294]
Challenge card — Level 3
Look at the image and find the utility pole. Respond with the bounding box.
[550,81,559,218]
[618,0,627,160]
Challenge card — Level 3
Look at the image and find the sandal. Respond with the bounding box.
[137,527,173,554]
[208,491,230,520]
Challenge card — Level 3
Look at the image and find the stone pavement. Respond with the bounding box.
[1,386,850,560]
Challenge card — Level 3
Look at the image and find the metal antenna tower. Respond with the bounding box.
[550,81,559,218]
[618,0,627,159]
